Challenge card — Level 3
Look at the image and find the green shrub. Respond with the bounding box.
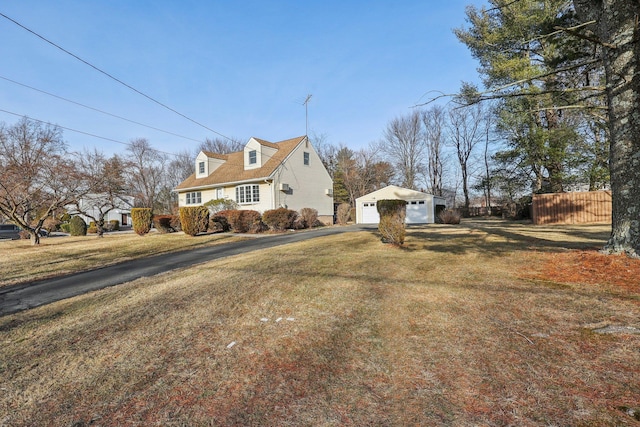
[179,206,210,236]
[108,219,120,231]
[153,214,175,233]
[69,216,88,236]
[60,223,71,233]
[336,203,351,225]
[203,198,239,214]
[131,208,152,236]
[377,199,406,246]
[224,210,263,233]
[299,207,318,228]
[262,208,298,231]
[438,209,461,224]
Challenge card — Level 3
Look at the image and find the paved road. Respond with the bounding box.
[0,225,373,317]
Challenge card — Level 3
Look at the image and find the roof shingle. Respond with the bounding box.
[175,136,306,191]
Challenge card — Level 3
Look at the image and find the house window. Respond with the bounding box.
[249,150,257,165]
[236,184,260,204]
[303,152,310,166]
[198,161,205,174]
[186,191,202,205]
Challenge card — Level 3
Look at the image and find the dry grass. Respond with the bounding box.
[0,232,244,287]
[1,219,639,426]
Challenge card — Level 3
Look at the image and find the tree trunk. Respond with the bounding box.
[574,0,640,255]
[30,231,40,246]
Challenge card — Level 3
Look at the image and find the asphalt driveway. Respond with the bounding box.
[0,225,372,317]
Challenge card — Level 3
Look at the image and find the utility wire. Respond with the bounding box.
[0,75,204,144]
[0,108,182,158]
[0,11,233,141]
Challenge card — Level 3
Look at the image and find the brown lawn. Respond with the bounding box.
[0,219,638,426]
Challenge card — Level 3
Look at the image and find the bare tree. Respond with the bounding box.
[447,103,485,211]
[126,138,167,211]
[422,106,447,196]
[381,111,426,189]
[0,118,82,245]
[198,136,244,154]
[309,131,338,178]
[68,150,130,237]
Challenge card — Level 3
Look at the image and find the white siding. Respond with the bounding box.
[271,140,334,216]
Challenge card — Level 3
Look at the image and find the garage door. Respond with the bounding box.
[361,202,379,223]
[406,200,428,224]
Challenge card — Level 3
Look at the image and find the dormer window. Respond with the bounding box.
[198,161,205,174]
[249,150,257,165]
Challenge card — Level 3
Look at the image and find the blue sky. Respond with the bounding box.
[0,1,485,156]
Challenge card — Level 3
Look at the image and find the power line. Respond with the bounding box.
[0,11,233,142]
[0,74,205,144]
[0,108,181,158]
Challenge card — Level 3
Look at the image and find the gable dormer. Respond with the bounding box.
[196,151,227,178]
[244,137,278,170]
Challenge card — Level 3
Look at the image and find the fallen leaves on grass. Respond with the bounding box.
[529,250,640,295]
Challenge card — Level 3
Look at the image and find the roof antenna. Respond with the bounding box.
[303,94,312,136]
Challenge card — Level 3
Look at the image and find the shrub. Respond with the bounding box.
[438,209,461,224]
[131,208,152,236]
[108,219,120,231]
[60,223,71,233]
[336,203,351,225]
[69,216,88,236]
[170,215,181,232]
[377,199,406,246]
[43,217,61,232]
[224,210,263,233]
[262,208,298,231]
[179,206,210,236]
[299,207,318,229]
[203,198,239,214]
[87,222,97,234]
[209,214,231,232]
[153,214,175,233]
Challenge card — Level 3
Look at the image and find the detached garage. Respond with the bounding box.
[355,185,446,224]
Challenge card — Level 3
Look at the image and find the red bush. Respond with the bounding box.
[153,215,175,233]
[262,208,298,231]
[220,210,263,233]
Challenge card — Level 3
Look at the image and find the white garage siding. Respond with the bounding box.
[361,202,379,224]
[355,185,446,225]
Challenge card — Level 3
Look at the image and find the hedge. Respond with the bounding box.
[131,208,152,236]
[179,206,210,236]
[376,199,406,246]
[262,208,298,231]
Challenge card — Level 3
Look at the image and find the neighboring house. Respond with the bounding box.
[355,185,446,224]
[174,136,334,224]
[67,194,134,226]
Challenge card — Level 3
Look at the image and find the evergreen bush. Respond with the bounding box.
[179,206,210,236]
[69,216,88,236]
[131,208,152,236]
[336,203,351,225]
[377,199,406,246]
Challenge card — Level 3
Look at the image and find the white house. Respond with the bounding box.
[355,185,446,224]
[174,136,334,224]
[68,194,134,226]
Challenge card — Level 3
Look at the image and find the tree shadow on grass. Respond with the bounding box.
[395,220,609,257]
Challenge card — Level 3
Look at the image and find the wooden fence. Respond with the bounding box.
[532,191,611,225]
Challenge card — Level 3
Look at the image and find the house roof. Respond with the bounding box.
[175,136,306,191]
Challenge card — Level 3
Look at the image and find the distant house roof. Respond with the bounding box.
[175,136,306,191]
